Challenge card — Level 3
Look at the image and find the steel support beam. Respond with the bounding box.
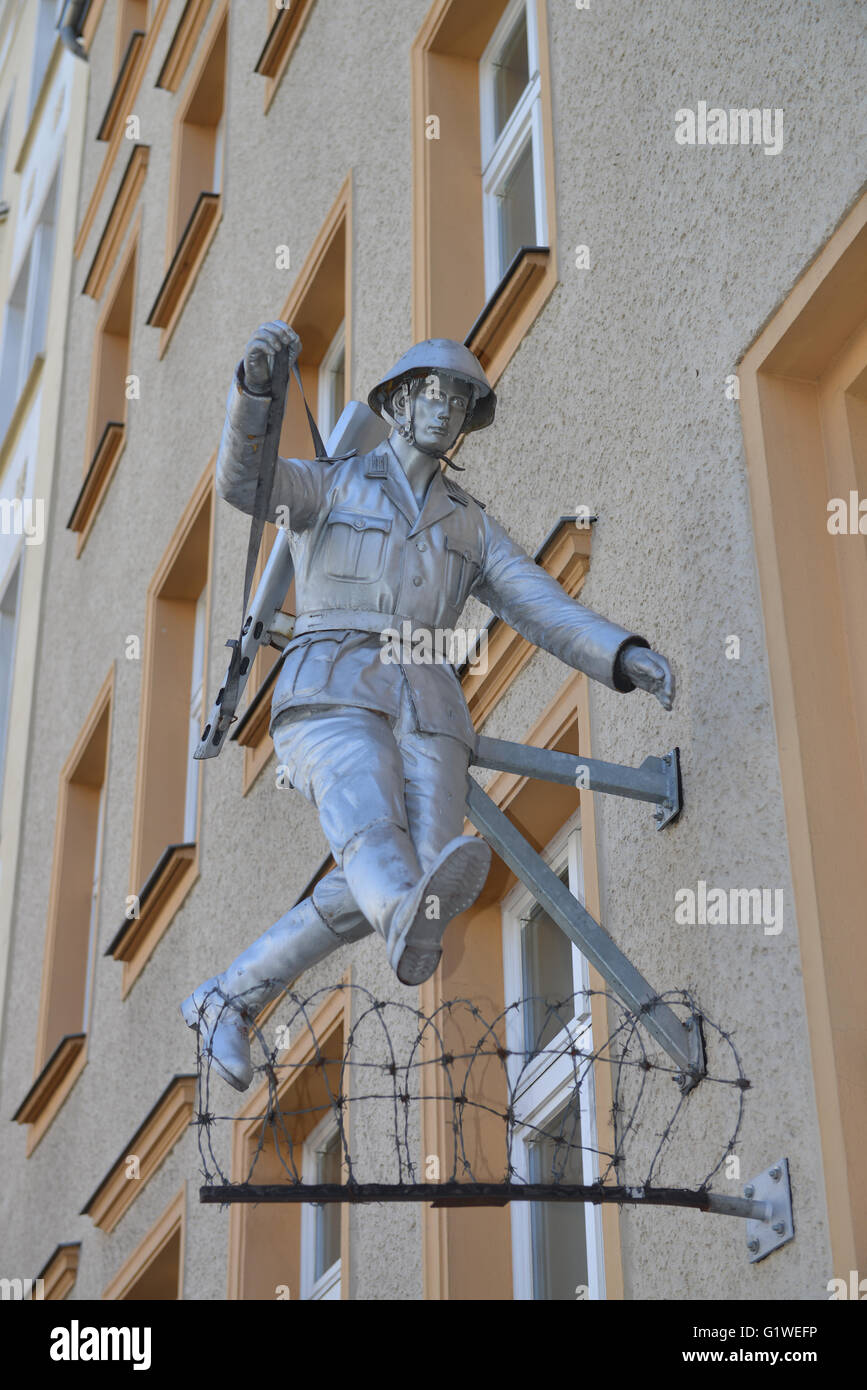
[472,737,682,830]
[464,777,705,1089]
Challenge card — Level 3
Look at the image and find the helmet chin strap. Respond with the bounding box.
[386,379,472,470]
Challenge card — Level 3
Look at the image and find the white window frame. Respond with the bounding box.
[28,0,64,121]
[81,777,108,1033]
[0,556,22,809]
[501,812,606,1300]
[183,587,207,843]
[479,0,547,298]
[317,320,346,445]
[0,171,58,441]
[299,1109,342,1300]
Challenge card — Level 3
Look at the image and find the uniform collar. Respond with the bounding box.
[364,442,459,536]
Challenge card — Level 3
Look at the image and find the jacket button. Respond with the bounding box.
[353,518,365,529]
[417,541,427,551]
[412,575,423,586]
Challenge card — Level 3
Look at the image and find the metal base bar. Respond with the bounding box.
[198,1179,770,1219]
[472,737,682,830]
[464,777,705,1090]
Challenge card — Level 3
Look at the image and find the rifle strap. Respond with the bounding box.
[219,356,328,729]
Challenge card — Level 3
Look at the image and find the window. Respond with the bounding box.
[102,1188,185,1300]
[0,174,58,442]
[147,3,227,348]
[68,230,138,551]
[479,0,546,297]
[97,0,150,143]
[109,470,212,993]
[28,1,62,121]
[183,586,206,842]
[0,558,22,804]
[13,670,114,1152]
[502,815,605,1300]
[412,0,556,383]
[300,1112,342,1299]
[255,0,317,113]
[317,320,346,444]
[115,0,149,64]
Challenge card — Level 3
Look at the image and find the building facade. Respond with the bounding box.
[0,0,865,1301]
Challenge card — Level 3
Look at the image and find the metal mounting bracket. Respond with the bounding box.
[473,738,683,831]
[702,1158,794,1262]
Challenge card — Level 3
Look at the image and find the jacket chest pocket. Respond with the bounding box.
[443,534,482,607]
[321,508,393,582]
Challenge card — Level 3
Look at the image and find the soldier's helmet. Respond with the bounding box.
[368,339,496,434]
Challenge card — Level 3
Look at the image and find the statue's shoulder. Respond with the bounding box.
[443,473,487,510]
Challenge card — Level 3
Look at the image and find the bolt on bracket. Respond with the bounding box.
[704,1157,795,1263]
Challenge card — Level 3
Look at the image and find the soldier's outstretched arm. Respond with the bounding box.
[215,320,326,530]
[473,512,675,709]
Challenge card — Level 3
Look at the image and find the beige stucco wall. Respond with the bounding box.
[0,0,863,1301]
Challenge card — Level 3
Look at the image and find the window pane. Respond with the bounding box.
[315,1132,341,1279]
[529,1098,589,1299]
[496,136,535,280]
[493,11,529,141]
[521,872,574,1057]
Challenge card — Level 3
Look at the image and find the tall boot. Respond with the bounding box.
[180,897,341,1091]
[341,823,491,985]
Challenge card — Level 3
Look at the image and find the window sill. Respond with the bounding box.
[255,0,317,114]
[465,245,554,387]
[81,1075,196,1233]
[106,842,198,997]
[146,191,222,356]
[83,146,150,299]
[66,420,126,556]
[13,1033,87,1156]
[96,31,146,143]
[233,660,281,795]
[37,1243,81,1301]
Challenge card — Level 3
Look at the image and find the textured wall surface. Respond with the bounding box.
[0,0,863,1302]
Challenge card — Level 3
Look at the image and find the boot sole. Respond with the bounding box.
[395,837,491,985]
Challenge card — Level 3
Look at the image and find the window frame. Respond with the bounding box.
[411,0,557,385]
[478,0,547,298]
[299,1109,343,1300]
[501,812,606,1301]
[317,319,346,445]
[14,667,115,1154]
[0,169,59,444]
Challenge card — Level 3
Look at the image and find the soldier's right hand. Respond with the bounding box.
[243,321,301,394]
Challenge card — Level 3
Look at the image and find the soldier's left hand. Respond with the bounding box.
[620,645,675,710]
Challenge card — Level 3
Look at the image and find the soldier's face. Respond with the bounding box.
[402,373,470,451]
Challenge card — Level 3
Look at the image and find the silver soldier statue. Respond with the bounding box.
[181,322,674,1090]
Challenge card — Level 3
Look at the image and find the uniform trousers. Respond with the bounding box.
[272,677,473,943]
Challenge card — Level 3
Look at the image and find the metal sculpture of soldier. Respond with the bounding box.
[182,322,675,1090]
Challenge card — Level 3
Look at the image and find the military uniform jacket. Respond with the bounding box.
[216,366,648,752]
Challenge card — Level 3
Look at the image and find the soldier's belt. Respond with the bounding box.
[294,610,434,638]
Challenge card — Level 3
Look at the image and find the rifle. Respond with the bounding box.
[194,355,388,761]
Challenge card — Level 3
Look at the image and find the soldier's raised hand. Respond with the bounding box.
[243,320,301,394]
